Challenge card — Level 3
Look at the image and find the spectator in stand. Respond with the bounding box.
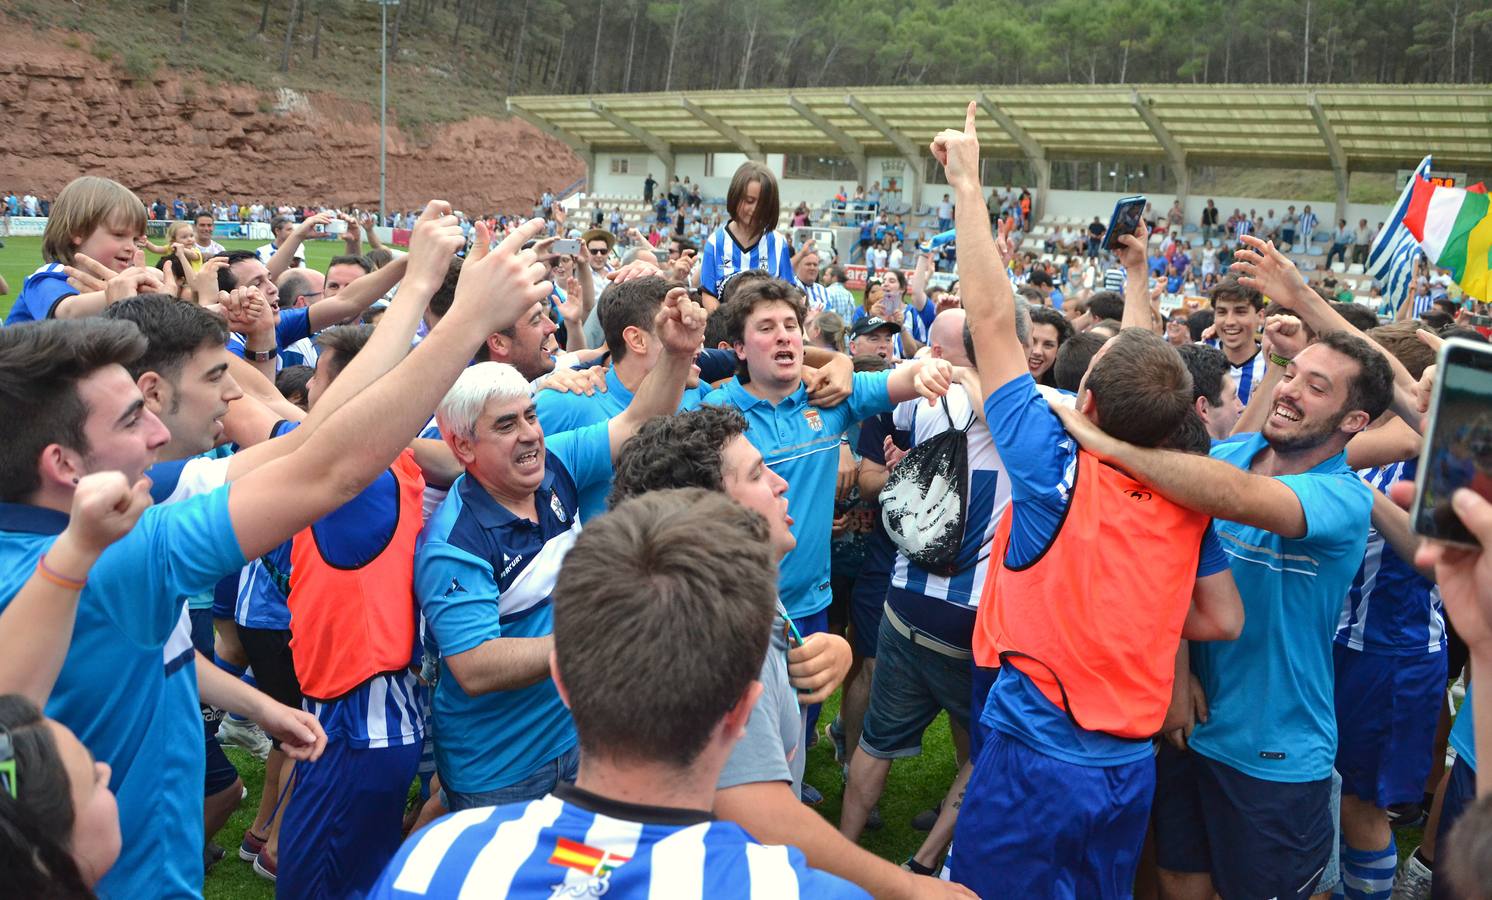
[1299,204,1320,254]
[1168,199,1185,230]
[1201,199,1219,241]
[1352,218,1374,266]
[938,193,954,232]
[1327,219,1353,268]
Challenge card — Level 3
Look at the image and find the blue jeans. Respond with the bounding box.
[442,744,580,812]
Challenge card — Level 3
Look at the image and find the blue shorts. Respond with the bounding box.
[1333,645,1447,808]
[1431,758,1477,900]
[949,730,1153,899]
[1153,743,1332,900]
[858,613,971,759]
[442,744,580,813]
[277,737,422,899]
[849,576,888,659]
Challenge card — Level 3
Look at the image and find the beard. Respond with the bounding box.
[1265,406,1347,453]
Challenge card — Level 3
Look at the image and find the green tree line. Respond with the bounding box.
[412,0,1492,93]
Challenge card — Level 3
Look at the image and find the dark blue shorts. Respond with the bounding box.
[1431,757,1477,900]
[211,573,237,621]
[1153,742,1333,900]
[949,730,1153,899]
[191,608,240,795]
[278,736,422,899]
[1333,644,1447,808]
[849,576,888,659]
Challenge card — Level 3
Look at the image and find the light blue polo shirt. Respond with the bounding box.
[536,365,709,520]
[703,371,894,620]
[414,421,611,793]
[0,489,246,900]
[1188,433,1371,782]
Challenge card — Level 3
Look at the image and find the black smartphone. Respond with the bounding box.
[1102,195,1147,252]
[1411,339,1492,547]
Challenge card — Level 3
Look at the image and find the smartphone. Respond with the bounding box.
[1468,314,1492,327]
[1102,195,1146,252]
[1411,338,1492,547]
[550,238,582,256]
[325,219,348,236]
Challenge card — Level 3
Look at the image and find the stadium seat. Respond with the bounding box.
[1347,263,1365,275]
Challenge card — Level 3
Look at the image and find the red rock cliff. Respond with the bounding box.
[0,28,584,214]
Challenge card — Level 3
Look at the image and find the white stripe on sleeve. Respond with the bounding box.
[746,843,801,900]
[457,796,565,899]
[392,807,496,894]
[647,823,708,900]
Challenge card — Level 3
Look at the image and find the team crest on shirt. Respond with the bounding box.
[803,409,823,431]
[551,493,568,523]
[547,838,630,898]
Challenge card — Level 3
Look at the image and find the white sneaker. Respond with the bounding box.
[216,716,272,761]
[1390,850,1433,900]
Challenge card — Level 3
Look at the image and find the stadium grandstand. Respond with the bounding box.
[513,83,1492,300]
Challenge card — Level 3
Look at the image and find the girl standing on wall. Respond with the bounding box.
[698,161,796,310]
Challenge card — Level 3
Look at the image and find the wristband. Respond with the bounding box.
[36,556,87,591]
[1268,351,1293,368]
[247,347,278,363]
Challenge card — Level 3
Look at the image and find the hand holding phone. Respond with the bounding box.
[1102,196,1147,253]
[1412,339,1492,547]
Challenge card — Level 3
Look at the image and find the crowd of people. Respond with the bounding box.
[0,98,1490,900]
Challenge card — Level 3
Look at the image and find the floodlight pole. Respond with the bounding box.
[369,0,398,225]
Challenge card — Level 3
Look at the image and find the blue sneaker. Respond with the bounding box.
[801,783,824,806]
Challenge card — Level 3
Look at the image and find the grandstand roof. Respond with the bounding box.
[508,84,1492,173]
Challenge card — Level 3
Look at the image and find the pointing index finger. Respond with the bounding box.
[494,218,547,259]
[964,100,978,138]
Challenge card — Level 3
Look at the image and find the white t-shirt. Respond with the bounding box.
[254,242,307,266]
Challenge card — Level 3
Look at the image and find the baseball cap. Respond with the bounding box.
[852,316,899,338]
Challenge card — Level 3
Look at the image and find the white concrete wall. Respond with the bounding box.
[588,151,920,206]
[586,152,1395,229]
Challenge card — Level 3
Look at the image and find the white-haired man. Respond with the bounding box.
[414,289,705,813]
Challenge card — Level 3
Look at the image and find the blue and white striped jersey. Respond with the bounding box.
[1229,347,1270,407]
[1205,340,1270,407]
[304,667,427,749]
[801,281,829,312]
[699,225,796,297]
[887,386,1010,628]
[369,785,869,899]
[1335,460,1446,656]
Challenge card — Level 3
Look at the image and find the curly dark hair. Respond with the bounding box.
[610,406,749,508]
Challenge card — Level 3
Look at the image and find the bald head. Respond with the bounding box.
[929,309,971,367]
[279,267,326,308]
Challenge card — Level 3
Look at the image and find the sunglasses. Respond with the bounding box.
[588,247,609,255]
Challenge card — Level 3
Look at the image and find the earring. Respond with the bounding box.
[71,477,79,485]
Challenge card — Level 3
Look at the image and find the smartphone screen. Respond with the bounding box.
[1413,340,1492,546]
[1103,196,1146,252]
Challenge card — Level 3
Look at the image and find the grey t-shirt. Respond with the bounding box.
[716,600,805,795]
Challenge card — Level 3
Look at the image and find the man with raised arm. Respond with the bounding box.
[929,102,1242,900]
[1051,266,1395,898]
[0,212,553,899]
